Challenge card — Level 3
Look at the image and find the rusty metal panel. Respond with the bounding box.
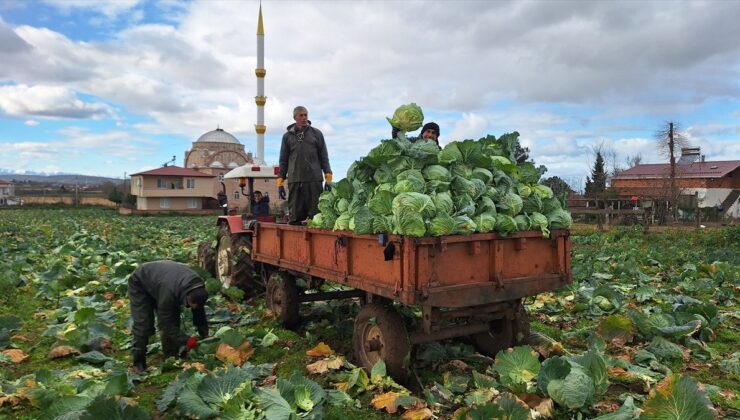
[252,223,572,308]
[346,236,401,291]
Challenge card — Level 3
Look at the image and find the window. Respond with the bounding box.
[159,198,171,208]
[234,191,240,200]
[186,179,195,189]
[218,173,225,182]
[136,178,141,187]
[157,178,166,188]
[187,198,198,209]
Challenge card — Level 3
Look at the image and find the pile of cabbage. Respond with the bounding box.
[308,131,572,237]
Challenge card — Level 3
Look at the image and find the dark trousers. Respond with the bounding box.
[287,181,323,223]
[128,275,184,357]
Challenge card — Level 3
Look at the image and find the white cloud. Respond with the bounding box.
[0,84,111,119]
[0,0,739,178]
[41,0,141,19]
[447,113,489,141]
[24,119,39,126]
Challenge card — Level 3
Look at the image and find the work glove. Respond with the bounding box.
[186,336,199,350]
[277,177,287,200]
[324,173,333,192]
[391,126,400,139]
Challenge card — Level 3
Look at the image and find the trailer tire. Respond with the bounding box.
[197,241,216,278]
[473,300,530,356]
[472,317,513,357]
[266,272,300,328]
[353,303,410,382]
[512,301,531,345]
[216,225,259,295]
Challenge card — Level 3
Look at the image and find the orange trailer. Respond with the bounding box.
[205,216,571,379]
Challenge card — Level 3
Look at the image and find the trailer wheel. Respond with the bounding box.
[266,272,299,328]
[472,317,513,357]
[512,301,531,345]
[216,225,258,294]
[353,303,410,381]
[473,300,530,356]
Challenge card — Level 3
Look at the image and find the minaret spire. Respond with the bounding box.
[254,3,266,163]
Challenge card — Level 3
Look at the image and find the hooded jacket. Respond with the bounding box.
[279,121,331,183]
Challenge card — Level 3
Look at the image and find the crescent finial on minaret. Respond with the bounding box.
[257,4,264,36]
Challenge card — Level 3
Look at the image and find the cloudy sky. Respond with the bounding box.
[1,0,739,189]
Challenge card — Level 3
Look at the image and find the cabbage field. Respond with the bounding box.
[0,208,738,419]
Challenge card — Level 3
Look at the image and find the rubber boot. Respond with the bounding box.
[132,350,147,373]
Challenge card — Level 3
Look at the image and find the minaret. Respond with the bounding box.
[254,4,266,164]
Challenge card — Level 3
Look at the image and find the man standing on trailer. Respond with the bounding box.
[128,260,209,372]
[278,106,332,225]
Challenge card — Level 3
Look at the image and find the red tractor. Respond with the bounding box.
[198,163,280,295]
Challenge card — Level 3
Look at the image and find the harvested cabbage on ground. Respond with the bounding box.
[308,107,572,237]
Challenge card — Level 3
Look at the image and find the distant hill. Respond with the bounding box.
[0,169,120,186]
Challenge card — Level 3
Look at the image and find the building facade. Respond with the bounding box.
[0,179,19,206]
[129,166,216,211]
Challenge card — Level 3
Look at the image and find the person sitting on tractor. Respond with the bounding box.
[248,190,270,219]
[128,260,209,373]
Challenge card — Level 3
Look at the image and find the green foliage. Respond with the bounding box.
[641,375,716,420]
[493,346,540,394]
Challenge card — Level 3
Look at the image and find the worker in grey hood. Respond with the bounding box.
[128,260,209,372]
[278,106,332,224]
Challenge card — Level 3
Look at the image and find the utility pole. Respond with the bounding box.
[668,123,676,221]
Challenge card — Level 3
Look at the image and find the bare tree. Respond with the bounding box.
[625,153,642,168]
[655,121,688,221]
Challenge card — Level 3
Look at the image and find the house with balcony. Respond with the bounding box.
[0,179,20,206]
[129,166,216,212]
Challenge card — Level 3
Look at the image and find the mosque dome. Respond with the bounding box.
[196,128,240,144]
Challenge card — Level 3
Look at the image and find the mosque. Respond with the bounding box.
[130,6,279,213]
[183,127,279,212]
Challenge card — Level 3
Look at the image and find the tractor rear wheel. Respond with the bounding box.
[266,272,300,328]
[215,225,260,295]
[353,303,410,381]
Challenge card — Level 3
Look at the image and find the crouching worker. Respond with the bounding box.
[128,260,209,372]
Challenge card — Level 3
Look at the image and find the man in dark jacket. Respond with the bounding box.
[128,260,209,372]
[278,106,332,224]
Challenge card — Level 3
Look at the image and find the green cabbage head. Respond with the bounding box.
[430,212,458,236]
[548,208,573,229]
[387,103,424,132]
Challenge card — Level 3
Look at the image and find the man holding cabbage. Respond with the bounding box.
[388,103,441,148]
[278,106,333,225]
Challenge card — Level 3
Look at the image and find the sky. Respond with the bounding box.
[0,0,739,190]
